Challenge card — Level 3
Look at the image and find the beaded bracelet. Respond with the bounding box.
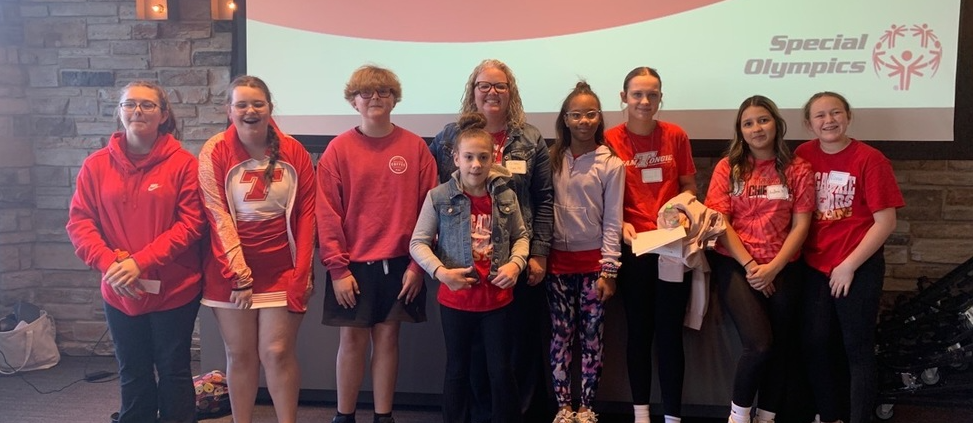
[600,262,619,280]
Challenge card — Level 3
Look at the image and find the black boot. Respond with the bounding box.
[332,412,357,423]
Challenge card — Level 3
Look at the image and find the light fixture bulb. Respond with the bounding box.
[151,4,165,13]
[227,1,237,10]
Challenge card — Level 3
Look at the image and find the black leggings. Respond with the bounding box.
[711,253,802,410]
[617,246,691,417]
[441,304,520,423]
[801,252,884,423]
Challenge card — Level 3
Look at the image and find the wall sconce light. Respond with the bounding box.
[212,0,237,20]
[136,0,168,20]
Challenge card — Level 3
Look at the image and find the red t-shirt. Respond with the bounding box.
[491,130,507,164]
[437,193,513,312]
[705,156,815,263]
[795,139,905,274]
[604,122,696,231]
[548,248,601,275]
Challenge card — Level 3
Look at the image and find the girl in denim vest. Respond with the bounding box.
[411,112,530,423]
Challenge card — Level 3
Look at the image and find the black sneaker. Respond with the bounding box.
[332,414,357,423]
[374,416,395,423]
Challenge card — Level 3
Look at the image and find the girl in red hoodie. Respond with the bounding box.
[66,81,206,423]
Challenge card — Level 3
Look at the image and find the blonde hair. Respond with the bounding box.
[459,59,525,130]
[343,65,403,104]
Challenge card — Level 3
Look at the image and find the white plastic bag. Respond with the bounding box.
[0,310,60,374]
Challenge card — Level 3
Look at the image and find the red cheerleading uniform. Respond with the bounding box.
[198,123,316,312]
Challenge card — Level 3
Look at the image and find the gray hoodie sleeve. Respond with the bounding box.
[409,191,444,277]
[506,195,530,273]
[601,157,626,267]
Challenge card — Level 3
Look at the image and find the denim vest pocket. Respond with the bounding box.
[435,200,470,268]
[490,196,519,271]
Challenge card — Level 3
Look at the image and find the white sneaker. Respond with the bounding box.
[553,408,576,423]
[575,409,598,423]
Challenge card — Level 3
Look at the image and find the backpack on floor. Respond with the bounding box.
[194,370,231,419]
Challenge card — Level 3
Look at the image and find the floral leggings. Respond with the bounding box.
[546,271,606,408]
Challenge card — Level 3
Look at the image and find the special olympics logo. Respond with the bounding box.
[389,156,408,174]
[872,23,943,91]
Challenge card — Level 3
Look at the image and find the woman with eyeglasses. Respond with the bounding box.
[67,81,206,423]
[429,58,554,422]
[603,67,697,423]
[317,65,439,423]
[198,75,316,423]
[545,82,624,423]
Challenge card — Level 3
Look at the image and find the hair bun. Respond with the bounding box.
[575,80,591,91]
[457,112,488,132]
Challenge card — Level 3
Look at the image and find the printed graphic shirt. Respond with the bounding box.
[795,139,905,274]
[705,156,815,263]
[470,192,495,282]
[604,121,696,232]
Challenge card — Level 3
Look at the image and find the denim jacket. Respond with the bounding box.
[429,122,553,257]
[410,165,530,280]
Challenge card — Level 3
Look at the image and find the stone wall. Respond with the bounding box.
[1,0,972,356]
[0,0,38,319]
[3,0,231,355]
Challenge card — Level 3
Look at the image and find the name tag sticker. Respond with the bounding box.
[766,184,789,200]
[828,171,850,187]
[506,160,527,174]
[641,168,663,183]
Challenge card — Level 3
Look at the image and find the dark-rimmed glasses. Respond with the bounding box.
[357,88,393,99]
[119,101,159,112]
[474,81,510,93]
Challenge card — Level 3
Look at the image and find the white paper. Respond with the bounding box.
[138,279,161,295]
[632,226,686,257]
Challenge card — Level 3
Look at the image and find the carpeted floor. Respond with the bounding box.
[2,355,972,422]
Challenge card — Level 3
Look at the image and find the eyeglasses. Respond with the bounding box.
[231,101,269,111]
[627,91,662,102]
[119,101,159,112]
[474,81,510,93]
[565,110,601,122]
[357,88,393,99]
